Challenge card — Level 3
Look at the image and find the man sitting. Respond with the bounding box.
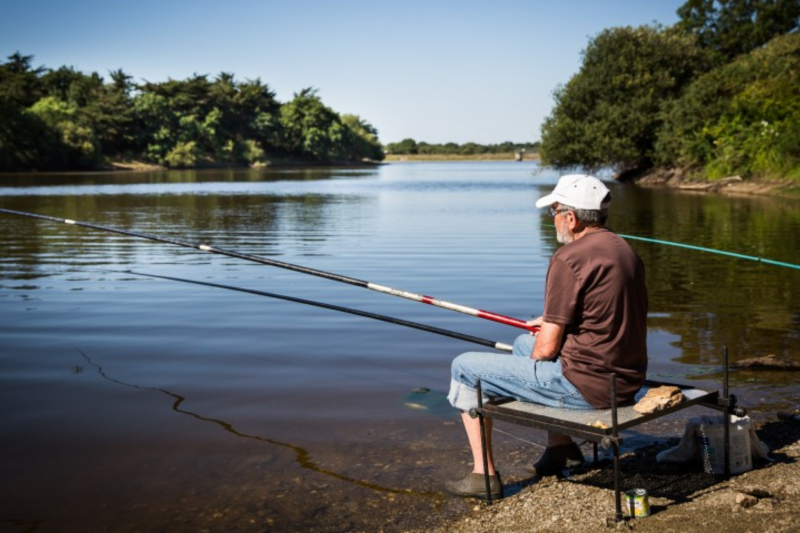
[446,174,649,499]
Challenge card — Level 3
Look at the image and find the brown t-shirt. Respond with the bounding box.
[542,228,648,408]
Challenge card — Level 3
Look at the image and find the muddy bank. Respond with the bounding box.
[105,157,383,172]
[0,158,383,175]
[632,167,799,197]
[418,412,800,532]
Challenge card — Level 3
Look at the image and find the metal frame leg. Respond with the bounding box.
[723,346,731,478]
[475,380,494,504]
[609,373,623,522]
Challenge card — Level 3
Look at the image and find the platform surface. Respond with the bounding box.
[482,384,718,436]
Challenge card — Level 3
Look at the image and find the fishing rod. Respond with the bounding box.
[617,233,800,272]
[0,208,538,332]
[540,222,800,272]
[122,270,513,352]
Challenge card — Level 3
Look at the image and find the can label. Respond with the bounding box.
[624,488,650,517]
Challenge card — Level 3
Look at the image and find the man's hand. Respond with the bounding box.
[527,316,544,334]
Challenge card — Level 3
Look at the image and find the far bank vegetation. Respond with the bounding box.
[383,139,540,161]
[0,63,384,171]
[2,0,798,181]
[538,0,800,184]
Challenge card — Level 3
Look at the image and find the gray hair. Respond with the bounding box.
[559,203,609,226]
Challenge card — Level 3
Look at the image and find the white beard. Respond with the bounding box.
[556,219,574,244]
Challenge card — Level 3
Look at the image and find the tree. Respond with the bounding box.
[0,52,46,107]
[655,32,800,178]
[539,25,707,174]
[109,69,134,94]
[41,66,135,158]
[130,91,176,164]
[677,0,800,62]
[208,72,238,149]
[41,66,104,107]
[0,54,381,169]
[386,138,418,155]
[0,54,51,170]
[236,78,282,147]
[341,114,384,161]
[28,96,101,168]
[97,69,136,156]
[279,88,344,161]
[459,142,484,155]
[132,75,223,166]
[208,73,283,163]
[0,95,57,170]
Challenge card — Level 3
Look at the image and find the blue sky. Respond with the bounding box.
[1,0,687,145]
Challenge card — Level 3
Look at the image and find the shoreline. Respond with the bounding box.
[0,157,385,176]
[415,412,800,532]
[632,167,800,199]
[4,158,798,200]
[383,153,539,162]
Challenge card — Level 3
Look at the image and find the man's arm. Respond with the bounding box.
[531,320,566,360]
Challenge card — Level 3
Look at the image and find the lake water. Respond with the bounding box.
[1,162,799,531]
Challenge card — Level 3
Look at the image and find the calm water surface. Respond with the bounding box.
[2,162,799,530]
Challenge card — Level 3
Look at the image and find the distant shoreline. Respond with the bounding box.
[384,153,541,162]
[0,154,538,175]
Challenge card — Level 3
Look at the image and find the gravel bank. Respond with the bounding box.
[416,414,800,532]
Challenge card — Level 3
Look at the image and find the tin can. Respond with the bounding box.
[624,488,650,517]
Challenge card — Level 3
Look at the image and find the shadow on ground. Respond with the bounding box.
[502,417,800,506]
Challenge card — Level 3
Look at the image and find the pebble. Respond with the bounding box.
[735,492,758,508]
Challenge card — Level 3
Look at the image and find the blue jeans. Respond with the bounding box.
[447,334,593,411]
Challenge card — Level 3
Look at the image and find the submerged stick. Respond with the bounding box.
[0,208,537,333]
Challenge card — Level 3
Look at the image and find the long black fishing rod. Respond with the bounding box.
[0,208,537,332]
[122,270,513,352]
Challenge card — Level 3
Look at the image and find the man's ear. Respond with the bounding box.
[565,210,580,231]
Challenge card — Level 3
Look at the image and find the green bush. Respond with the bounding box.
[655,33,800,179]
[164,141,200,168]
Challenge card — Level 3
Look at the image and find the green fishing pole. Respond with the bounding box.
[541,222,800,271]
[616,233,800,271]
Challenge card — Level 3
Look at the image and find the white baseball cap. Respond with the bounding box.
[535,174,611,210]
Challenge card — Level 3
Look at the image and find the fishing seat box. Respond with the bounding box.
[472,351,743,521]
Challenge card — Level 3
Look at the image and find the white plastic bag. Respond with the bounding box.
[656,414,770,474]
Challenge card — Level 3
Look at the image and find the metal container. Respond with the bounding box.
[624,488,650,517]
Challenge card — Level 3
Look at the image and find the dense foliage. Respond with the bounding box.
[385,138,539,156]
[655,32,800,179]
[677,0,800,62]
[540,0,800,180]
[0,55,383,171]
[539,26,706,173]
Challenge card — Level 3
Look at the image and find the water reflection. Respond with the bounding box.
[0,166,382,188]
[1,193,371,282]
